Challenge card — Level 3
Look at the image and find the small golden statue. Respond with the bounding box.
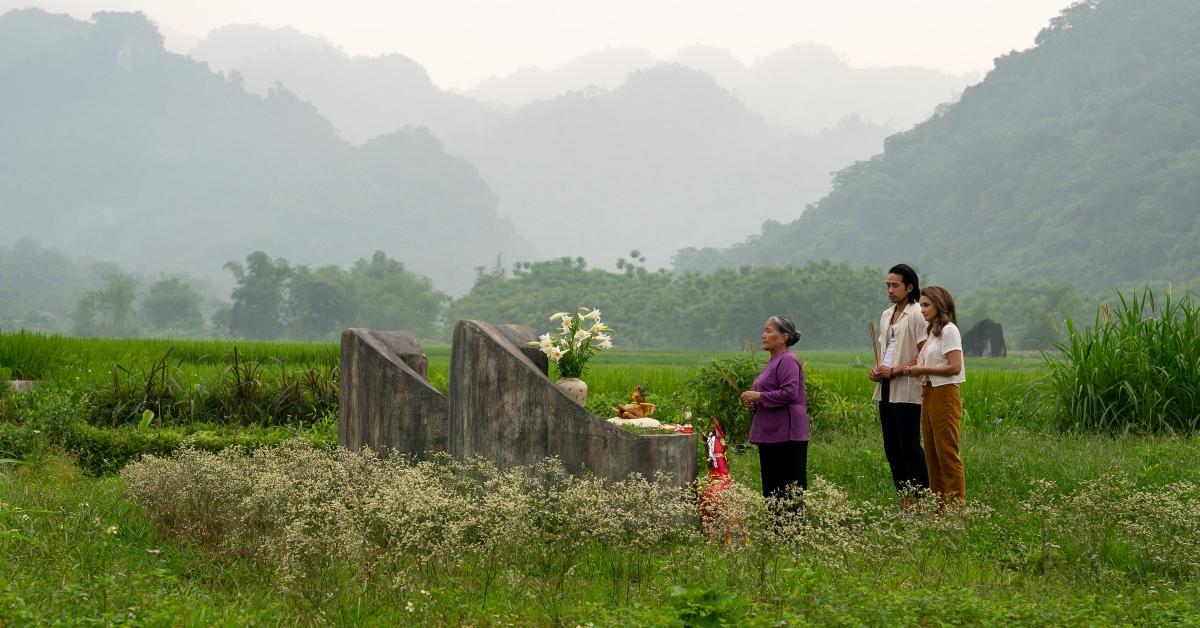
[613,385,656,419]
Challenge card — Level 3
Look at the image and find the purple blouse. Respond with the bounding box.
[748,351,810,444]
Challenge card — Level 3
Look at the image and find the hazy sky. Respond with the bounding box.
[6,0,1071,88]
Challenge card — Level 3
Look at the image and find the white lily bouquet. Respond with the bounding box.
[531,307,614,378]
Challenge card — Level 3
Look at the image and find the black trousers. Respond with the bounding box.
[879,380,930,493]
[757,440,809,499]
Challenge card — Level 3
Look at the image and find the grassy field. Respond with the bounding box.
[4,332,1197,624]
[4,430,1199,625]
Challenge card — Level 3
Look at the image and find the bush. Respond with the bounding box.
[0,422,38,461]
[123,444,701,594]
[684,352,834,444]
[1044,288,1200,433]
[0,384,337,476]
[63,421,338,477]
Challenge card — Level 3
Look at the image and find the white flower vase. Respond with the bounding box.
[556,377,588,405]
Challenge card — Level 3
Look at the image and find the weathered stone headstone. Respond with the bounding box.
[449,320,697,489]
[338,328,447,456]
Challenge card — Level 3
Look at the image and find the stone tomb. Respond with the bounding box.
[339,322,697,489]
[449,320,697,490]
[339,328,448,455]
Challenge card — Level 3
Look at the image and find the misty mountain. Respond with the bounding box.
[188,24,499,146]
[674,0,1200,291]
[467,47,659,109]
[188,26,899,268]
[730,44,976,134]
[467,42,974,134]
[455,65,894,267]
[0,9,526,294]
[188,23,336,72]
[195,26,970,145]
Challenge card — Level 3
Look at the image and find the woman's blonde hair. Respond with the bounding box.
[920,286,957,337]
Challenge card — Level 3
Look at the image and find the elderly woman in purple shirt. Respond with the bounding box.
[739,315,810,500]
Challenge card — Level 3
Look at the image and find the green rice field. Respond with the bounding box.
[3,330,1199,625]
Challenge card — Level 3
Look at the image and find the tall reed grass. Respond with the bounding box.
[1044,288,1200,433]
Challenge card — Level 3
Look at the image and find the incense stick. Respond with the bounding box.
[869,321,880,366]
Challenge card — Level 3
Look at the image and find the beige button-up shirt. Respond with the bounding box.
[872,301,929,404]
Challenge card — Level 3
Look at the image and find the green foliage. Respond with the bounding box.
[1044,288,1200,433]
[88,433,1200,624]
[682,352,762,444]
[957,279,1089,351]
[450,257,883,350]
[5,333,1200,622]
[679,0,1200,292]
[347,251,450,340]
[669,585,747,626]
[70,272,139,337]
[224,252,292,340]
[141,275,204,332]
[88,348,338,428]
[0,330,337,383]
[64,422,336,477]
[287,264,354,340]
[218,249,450,341]
[0,238,91,333]
[0,385,336,476]
[0,453,297,624]
[681,352,841,444]
[0,330,77,381]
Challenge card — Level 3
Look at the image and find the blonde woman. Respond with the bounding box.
[903,286,966,504]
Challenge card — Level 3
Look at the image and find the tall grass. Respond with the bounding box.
[0,330,71,379]
[0,330,336,382]
[1044,288,1200,434]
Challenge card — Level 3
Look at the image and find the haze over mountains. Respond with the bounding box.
[189,24,974,141]
[468,43,976,134]
[0,9,524,294]
[675,0,1200,292]
[185,23,962,267]
[1,8,973,285]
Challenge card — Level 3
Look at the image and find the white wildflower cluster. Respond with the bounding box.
[530,307,613,378]
[121,441,695,593]
[120,446,1200,597]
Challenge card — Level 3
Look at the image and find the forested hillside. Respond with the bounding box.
[675,0,1200,292]
[0,9,525,294]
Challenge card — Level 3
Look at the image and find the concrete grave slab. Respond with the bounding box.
[338,328,447,456]
[448,320,697,490]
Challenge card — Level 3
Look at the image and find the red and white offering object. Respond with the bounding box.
[698,417,742,541]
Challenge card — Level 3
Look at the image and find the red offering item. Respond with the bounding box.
[699,417,742,541]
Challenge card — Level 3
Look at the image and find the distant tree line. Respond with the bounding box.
[447,256,885,350]
[215,251,449,341]
[7,239,1179,350]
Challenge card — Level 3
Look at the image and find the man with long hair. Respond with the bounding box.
[869,264,929,508]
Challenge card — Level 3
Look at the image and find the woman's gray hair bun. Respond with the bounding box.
[769,315,801,347]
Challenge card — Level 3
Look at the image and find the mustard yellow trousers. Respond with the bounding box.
[921,384,965,502]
